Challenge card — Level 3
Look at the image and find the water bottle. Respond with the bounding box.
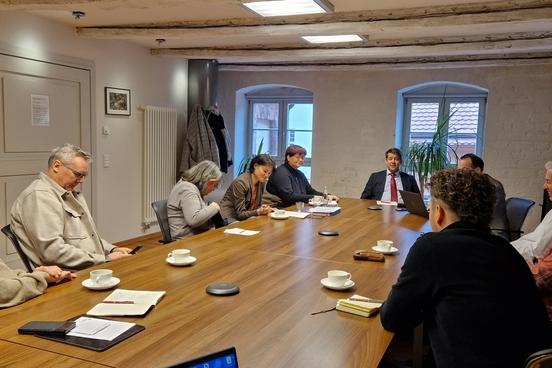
[323,186,328,206]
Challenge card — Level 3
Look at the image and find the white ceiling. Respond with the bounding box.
[3,0,552,69]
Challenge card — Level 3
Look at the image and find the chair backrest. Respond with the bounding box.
[1,224,34,272]
[506,197,535,241]
[151,200,173,244]
[525,348,552,368]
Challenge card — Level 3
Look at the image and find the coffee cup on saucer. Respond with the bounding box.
[310,195,323,206]
[274,209,286,216]
[168,249,191,261]
[377,240,393,251]
[90,269,113,286]
[327,270,351,287]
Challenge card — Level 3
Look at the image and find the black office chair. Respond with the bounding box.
[506,197,535,241]
[524,348,552,368]
[151,200,173,244]
[1,224,34,272]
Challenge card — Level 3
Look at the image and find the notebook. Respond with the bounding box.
[399,190,429,218]
[86,289,166,317]
[167,347,239,368]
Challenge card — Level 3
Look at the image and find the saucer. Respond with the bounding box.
[371,245,399,255]
[270,212,289,220]
[166,256,196,266]
[82,277,120,290]
[320,278,355,291]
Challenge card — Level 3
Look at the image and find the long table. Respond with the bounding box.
[0,198,430,368]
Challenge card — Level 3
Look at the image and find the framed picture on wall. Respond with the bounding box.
[105,87,131,116]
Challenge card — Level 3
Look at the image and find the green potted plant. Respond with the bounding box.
[237,138,264,175]
[405,105,459,198]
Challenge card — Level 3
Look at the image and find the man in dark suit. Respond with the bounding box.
[458,153,509,240]
[360,148,419,203]
[380,169,551,368]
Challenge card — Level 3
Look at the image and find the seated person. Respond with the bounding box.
[168,160,222,239]
[360,148,419,204]
[0,259,75,308]
[220,154,275,223]
[458,153,509,239]
[264,144,339,208]
[380,168,551,368]
[512,161,552,261]
[529,248,552,321]
[10,143,131,271]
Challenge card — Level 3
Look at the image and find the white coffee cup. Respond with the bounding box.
[274,209,286,216]
[90,269,113,286]
[168,249,191,261]
[327,270,351,287]
[377,240,394,251]
[312,195,323,205]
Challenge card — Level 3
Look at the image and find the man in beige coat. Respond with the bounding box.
[10,143,131,270]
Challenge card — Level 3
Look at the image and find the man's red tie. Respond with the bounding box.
[390,173,398,202]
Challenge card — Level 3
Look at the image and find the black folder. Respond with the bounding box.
[35,315,144,351]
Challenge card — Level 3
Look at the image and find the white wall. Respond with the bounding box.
[219,64,552,231]
[0,11,188,242]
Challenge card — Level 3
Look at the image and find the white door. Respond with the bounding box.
[0,53,92,268]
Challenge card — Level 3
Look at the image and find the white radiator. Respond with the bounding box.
[142,105,178,226]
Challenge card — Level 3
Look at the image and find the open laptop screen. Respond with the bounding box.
[167,347,238,368]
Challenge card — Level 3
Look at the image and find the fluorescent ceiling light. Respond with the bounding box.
[242,0,334,17]
[302,35,364,44]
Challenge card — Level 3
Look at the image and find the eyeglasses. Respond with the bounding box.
[63,164,88,179]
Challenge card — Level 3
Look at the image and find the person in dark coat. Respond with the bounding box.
[380,168,551,368]
[360,148,419,204]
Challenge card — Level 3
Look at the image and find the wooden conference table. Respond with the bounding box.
[0,198,430,368]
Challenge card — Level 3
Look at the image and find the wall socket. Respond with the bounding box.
[102,125,111,135]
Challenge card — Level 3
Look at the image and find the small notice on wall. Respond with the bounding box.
[31,94,50,126]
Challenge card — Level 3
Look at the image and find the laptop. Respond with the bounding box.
[167,347,238,368]
[399,190,429,218]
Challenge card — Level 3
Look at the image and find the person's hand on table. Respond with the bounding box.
[111,247,132,254]
[35,265,76,283]
[327,194,340,202]
[257,204,273,216]
[108,251,133,261]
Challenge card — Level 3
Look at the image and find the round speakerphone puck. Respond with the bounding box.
[318,229,339,236]
[206,282,240,296]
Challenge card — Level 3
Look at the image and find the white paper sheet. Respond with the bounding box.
[67,317,135,341]
[224,228,260,236]
[285,211,310,219]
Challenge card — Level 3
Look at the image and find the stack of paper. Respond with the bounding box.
[87,289,166,317]
[223,228,260,236]
[308,206,341,216]
[336,295,384,318]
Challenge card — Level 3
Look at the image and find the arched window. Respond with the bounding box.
[246,86,314,179]
[396,82,488,161]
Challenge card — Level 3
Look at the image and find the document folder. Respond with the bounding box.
[36,315,145,351]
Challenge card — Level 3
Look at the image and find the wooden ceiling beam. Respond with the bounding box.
[218,54,552,71]
[151,38,552,62]
[75,6,552,39]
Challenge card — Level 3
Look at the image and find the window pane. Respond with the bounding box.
[252,103,279,129]
[448,135,477,162]
[409,102,439,143]
[287,103,313,130]
[298,165,311,181]
[252,130,278,156]
[449,102,479,134]
[286,131,312,158]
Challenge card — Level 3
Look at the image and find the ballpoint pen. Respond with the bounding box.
[101,300,135,304]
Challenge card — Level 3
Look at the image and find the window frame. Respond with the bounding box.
[247,96,314,168]
[401,94,487,158]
